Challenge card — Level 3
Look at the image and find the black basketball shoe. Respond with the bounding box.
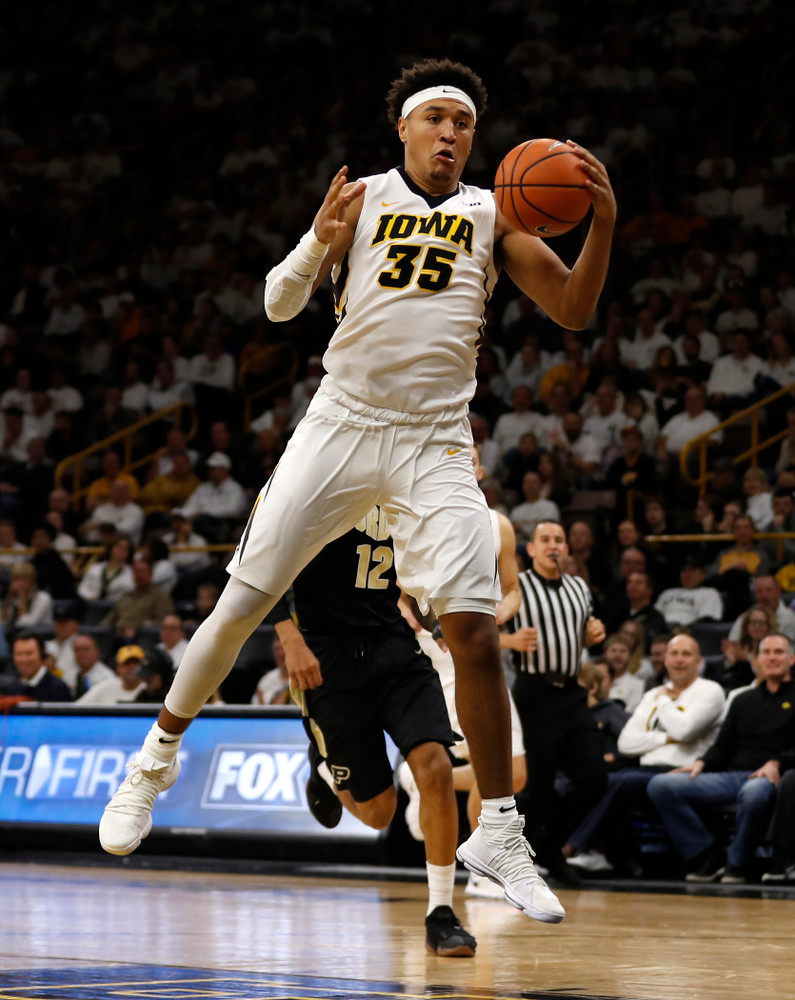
[424,905,477,957]
[305,741,342,829]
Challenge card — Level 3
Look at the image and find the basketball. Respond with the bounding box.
[494,138,593,237]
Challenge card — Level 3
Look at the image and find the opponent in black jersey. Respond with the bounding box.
[267,506,476,958]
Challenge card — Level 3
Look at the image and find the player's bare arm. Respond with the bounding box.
[273,616,323,691]
[494,143,616,330]
[495,512,521,625]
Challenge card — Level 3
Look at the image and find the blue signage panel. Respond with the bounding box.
[0,711,398,842]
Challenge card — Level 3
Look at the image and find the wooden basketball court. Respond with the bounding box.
[1,859,792,1000]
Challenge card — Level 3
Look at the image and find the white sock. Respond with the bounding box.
[142,722,183,762]
[426,862,456,914]
[318,759,336,792]
[479,795,518,844]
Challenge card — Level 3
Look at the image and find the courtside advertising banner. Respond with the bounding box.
[0,708,397,842]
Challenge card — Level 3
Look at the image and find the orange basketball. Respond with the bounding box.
[494,138,593,237]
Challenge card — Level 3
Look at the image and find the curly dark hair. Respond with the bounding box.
[385,58,488,127]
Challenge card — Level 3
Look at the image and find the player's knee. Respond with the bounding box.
[410,743,453,799]
[356,788,397,829]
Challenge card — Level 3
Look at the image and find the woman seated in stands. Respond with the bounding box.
[707,603,775,692]
[77,535,135,602]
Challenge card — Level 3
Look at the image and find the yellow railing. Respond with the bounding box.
[679,381,795,495]
[54,402,198,509]
[644,532,795,563]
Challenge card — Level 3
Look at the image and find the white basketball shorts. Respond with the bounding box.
[228,379,501,613]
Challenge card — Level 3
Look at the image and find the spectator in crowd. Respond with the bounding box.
[84,449,141,512]
[138,451,202,518]
[656,386,722,473]
[79,480,145,544]
[180,451,247,541]
[77,536,136,602]
[147,359,195,413]
[45,509,77,566]
[133,647,175,704]
[578,659,632,767]
[250,635,291,705]
[648,631,795,883]
[0,518,29,579]
[491,385,544,458]
[101,558,174,637]
[138,539,178,594]
[706,330,765,417]
[603,634,645,712]
[157,613,189,669]
[467,413,501,478]
[727,574,795,644]
[568,634,724,876]
[29,521,76,600]
[709,604,775,693]
[0,562,54,635]
[605,424,658,521]
[5,632,71,702]
[566,520,613,609]
[162,509,211,574]
[623,307,672,373]
[553,412,601,484]
[72,632,115,698]
[645,631,673,689]
[509,471,561,545]
[76,644,148,704]
[605,569,667,644]
[582,380,627,465]
[710,515,771,579]
[654,555,723,629]
[742,466,774,532]
[44,601,83,694]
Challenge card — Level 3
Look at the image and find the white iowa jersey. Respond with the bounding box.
[324,167,498,413]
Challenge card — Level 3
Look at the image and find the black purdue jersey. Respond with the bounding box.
[268,506,404,634]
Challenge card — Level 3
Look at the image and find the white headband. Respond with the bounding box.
[401,85,477,123]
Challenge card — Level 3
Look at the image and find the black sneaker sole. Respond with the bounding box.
[425,938,476,958]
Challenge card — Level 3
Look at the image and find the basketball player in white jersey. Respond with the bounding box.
[100,58,615,924]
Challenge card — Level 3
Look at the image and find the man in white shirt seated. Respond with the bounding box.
[706,330,765,417]
[622,307,672,372]
[79,480,145,544]
[157,613,189,669]
[654,556,724,629]
[181,452,248,541]
[491,385,545,457]
[582,380,626,469]
[509,471,560,545]
[727,574,795,644]
[656,386,722,474]
[72,632,115,698]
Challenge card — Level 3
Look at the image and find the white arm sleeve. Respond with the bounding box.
[263,228,329,322]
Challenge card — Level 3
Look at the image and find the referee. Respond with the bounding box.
[504,519,608,886]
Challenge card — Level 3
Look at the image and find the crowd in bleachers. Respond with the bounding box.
[1,0,795,873]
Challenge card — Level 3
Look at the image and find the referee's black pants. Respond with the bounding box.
[512,674,608,861]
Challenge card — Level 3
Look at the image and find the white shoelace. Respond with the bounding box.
[491,819,549,888]
[106,761,169,816]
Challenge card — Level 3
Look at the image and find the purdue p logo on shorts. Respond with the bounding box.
[329,764,351,785]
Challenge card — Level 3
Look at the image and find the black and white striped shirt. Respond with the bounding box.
[510,566,593,677]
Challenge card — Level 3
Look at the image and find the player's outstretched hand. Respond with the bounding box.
[313,166,366,245]
[567,141,616,224]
